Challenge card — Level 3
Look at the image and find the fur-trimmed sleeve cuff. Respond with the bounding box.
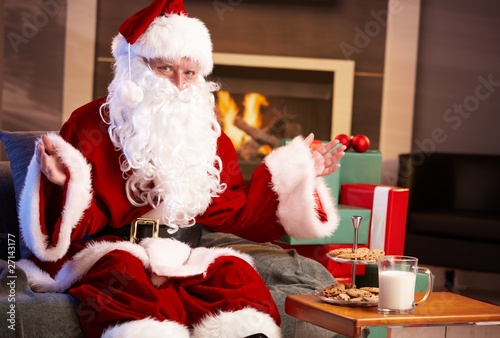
[19,132,93,262]
[264,136,339,240]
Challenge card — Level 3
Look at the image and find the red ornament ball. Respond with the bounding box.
[334,134,351,150]
[351,134,370,152]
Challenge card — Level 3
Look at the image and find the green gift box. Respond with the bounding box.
[338,150,382,186]
[324,150,382,200]
[324,167,341,201]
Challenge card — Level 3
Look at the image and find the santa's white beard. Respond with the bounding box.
[103,57,225,231]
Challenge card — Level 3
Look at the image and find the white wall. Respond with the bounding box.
[379,0,421,185]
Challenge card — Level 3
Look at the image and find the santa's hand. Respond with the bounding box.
[36,135,67,186]
[304,133,346,177]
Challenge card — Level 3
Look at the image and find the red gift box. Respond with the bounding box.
[339,183,409,255]
[274,183,409,281]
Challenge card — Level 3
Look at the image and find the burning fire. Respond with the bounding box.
[216,91,271,158]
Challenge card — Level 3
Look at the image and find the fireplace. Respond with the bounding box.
[209,53,355,180]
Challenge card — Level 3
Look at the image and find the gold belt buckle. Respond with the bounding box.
[130,218,160,244]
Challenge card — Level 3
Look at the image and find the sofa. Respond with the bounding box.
[398,152,500,274]
[0,130,369,338]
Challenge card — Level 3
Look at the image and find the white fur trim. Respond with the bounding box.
[264,136,339,240]
[19,133,93,262]
[141,237,192,269]
[19,238,254,292]
[16,259,59,291]
[192,307,282,338]
[141,237,191,286]
[147,242,255,287]
[102,317,190,338]
[112,14,213,76]
[18,241,150,292]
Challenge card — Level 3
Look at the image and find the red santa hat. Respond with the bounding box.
[112,0,213,77]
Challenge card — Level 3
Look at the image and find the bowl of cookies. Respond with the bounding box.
[314,283,379,307]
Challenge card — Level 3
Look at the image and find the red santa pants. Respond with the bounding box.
[68,249,280,337]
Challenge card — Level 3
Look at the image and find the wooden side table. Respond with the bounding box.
[285,292,500,338]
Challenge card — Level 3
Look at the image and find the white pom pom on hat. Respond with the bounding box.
[119,80,144,107]
[111,0,214,77]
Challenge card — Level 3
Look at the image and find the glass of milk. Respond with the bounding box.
[377,255,433,314]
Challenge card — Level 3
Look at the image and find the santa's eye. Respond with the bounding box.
[157,65,173,72]
[185,70,197,77]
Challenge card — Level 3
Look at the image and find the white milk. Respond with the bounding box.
[378,270,416,310]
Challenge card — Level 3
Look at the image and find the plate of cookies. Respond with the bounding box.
[314,283,379,307]
[326,247,385,264]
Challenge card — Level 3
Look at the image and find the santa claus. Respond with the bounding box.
[16,0,345,337]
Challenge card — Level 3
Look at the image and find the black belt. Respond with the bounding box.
[101,218,202,248]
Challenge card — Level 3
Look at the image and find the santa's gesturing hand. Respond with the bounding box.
[304,133,346,177]
[36,135,67,186]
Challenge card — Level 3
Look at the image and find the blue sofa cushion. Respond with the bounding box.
[0,130,45,258]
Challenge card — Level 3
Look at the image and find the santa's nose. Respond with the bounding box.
[172,72,185,89]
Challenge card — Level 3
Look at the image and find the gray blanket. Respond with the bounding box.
[0,259,85,337]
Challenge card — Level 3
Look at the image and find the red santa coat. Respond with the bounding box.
[20,97,339,265]
[17,97,339,337]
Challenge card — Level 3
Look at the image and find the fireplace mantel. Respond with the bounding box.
[212,52,355,139]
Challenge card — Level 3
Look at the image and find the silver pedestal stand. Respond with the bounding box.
[351,215,362,285]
